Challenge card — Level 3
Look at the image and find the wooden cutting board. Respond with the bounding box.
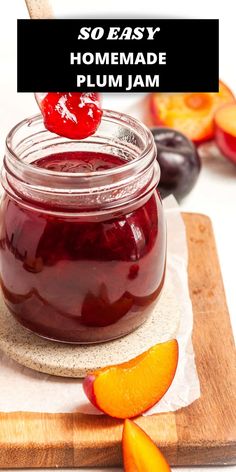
[0,213,235,468]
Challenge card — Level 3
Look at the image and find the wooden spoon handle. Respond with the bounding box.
[25,0,54,19]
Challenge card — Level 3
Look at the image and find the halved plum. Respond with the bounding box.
[214,103,236,164]
[150,81,234,144]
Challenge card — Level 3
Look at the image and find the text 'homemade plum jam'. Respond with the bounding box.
[0,111,166,343]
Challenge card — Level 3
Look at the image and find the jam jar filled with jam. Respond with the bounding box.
[0,111,166,343]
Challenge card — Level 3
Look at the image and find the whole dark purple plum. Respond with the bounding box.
[151,127,201,201]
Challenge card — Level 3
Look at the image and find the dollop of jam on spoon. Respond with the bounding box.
[35,92,103,139]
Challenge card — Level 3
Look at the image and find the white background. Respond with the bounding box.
[0,1,235,471]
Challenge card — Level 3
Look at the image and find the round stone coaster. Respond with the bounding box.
[0,279,181,378]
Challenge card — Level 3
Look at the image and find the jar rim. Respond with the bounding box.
[6,109,155,179]
[3,109,159,214]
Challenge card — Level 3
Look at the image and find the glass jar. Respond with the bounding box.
[0,110,166,344]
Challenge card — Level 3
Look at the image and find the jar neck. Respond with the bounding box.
[2,111,159,216]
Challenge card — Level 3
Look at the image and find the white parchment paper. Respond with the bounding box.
[0,196,200,414]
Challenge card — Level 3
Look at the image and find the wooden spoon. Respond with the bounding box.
[24,1,54,108]
[24,0,54,19]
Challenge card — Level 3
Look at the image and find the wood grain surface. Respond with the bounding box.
[0,213,235,468]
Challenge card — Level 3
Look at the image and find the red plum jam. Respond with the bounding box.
[0,111,166,343]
